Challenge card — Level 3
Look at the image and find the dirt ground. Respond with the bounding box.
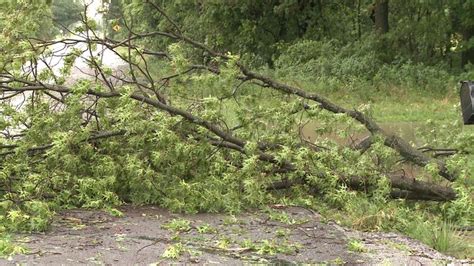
[2,205,472,265]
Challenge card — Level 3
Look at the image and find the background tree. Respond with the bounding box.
[51,0,83,31]
[106,0,473,68]
[371,0,389,34]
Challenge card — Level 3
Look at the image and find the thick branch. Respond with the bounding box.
[344,174,456,201]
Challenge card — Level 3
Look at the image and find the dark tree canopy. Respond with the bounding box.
[106,0,474,68]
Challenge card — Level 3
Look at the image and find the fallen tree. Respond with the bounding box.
[0,4,468,227]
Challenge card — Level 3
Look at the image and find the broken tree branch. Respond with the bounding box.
[1,79,456,201]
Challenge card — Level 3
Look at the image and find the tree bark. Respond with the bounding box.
[462,28,474,67]
[373,0,389,34]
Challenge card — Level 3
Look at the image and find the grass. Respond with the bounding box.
[402,219,473,259]
[431,221,465,253]
[275,228,290,238]
[382,240,411,253]
[321,84,460,123]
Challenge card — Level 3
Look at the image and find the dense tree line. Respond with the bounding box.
[105,0,474,68]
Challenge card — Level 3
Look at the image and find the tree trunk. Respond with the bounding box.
[373,0,389,34]
[462,28,474,67]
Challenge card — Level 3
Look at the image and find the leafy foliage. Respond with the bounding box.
[0,236,26,258]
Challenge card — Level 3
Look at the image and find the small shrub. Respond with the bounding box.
[0,236,26,258]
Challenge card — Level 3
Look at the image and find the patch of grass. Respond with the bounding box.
[266,210,296,225]
[396,215,473,258]
[114,233,126,242]
[431,221,465,255]
[347,239,367,253]
[240,239,256,250]
[325,198,474,259]
[162,218,192,232]
[188,248,203,258]
[230,226,247,235]
[257,240,300,255]
[371,96,457,123]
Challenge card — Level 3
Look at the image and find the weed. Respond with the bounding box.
[0,236,27,258]
[196,223,217,234]
[240,239,256,250]
[188,248,202,258]
[72,223,86,230]
[256,240,280,255]
[275,228,290,238]
[106,208,124,218]
[347,239,367,253]
[217,237,232,249]
[114,233,126,242]
[400,217,471,257]
[162,243,186,259]
[171,234,181,242]
[162,219,192,232]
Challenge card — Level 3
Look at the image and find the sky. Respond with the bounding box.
[83,0,104,22]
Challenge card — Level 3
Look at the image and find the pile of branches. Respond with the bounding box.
[0,4,460,204]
